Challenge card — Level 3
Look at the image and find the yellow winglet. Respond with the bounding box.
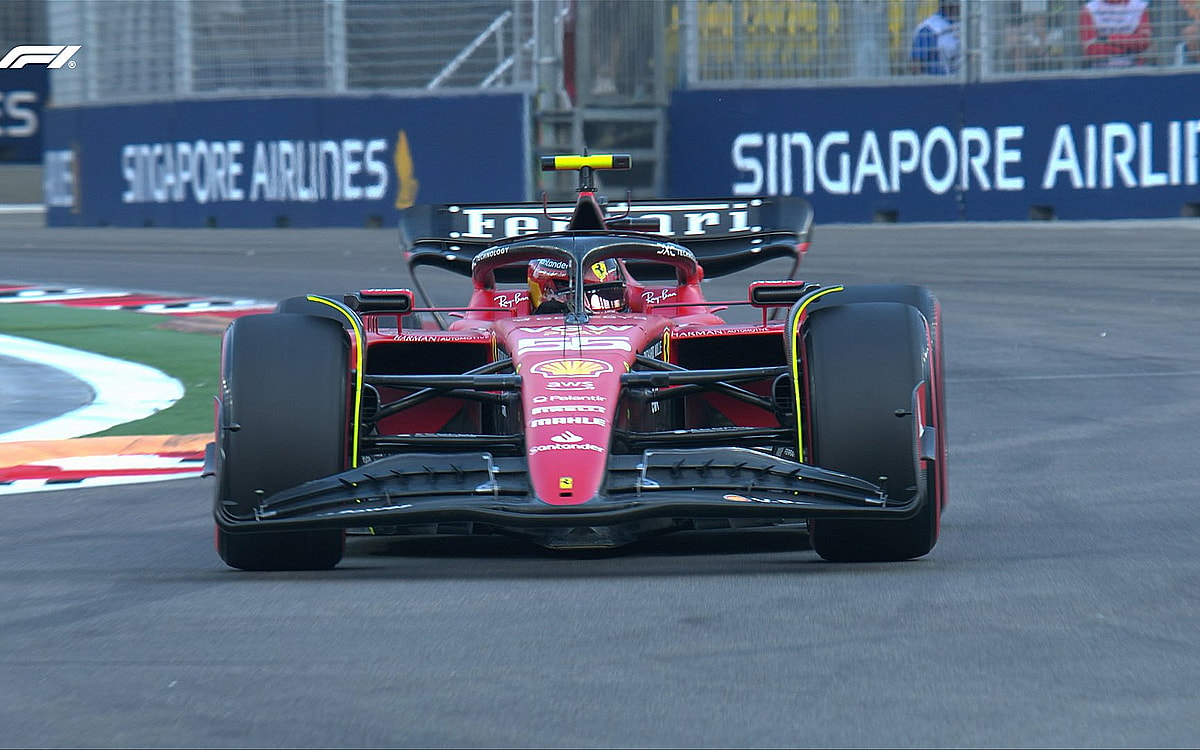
[540,154,631,172]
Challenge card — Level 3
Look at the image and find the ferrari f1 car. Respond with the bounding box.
[207,154,947,570]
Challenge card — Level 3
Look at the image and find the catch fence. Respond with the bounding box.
[33,0,1200,107]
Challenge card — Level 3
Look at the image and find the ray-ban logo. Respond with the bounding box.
[0,45,81,69]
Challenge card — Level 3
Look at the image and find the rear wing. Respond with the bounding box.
[399,196,813,282]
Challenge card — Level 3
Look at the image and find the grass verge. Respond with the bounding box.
[0,304,223,437]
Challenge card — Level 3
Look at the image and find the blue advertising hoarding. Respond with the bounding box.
[0,67,49,163]
[669,73,1200,222]
[42,93,530,227]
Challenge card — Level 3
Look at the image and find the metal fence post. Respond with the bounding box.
[174,0,193,97]
[326,0,347,94]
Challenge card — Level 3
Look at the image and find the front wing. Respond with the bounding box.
[214,446,931,535]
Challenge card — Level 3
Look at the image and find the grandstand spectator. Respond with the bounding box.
[911,1,962,75]
[1004,0,1066,71]
[1178,0,1200,64]
[1080,0,1152,68]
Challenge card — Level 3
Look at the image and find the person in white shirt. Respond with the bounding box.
[1080,0,1152,68]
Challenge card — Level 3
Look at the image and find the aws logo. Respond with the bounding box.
[529,359,613,378]
[545,380,595,391]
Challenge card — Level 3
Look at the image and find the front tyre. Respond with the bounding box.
[215,527,345,572]
[213,314,351,571]
[805,284,947,513]
[804,302,938,562]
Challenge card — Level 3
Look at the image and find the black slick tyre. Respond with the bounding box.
[805,284,948,513]
[213,313,350,571]
[804,302,938,562]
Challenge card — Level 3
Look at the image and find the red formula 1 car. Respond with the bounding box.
[207,154,947,570]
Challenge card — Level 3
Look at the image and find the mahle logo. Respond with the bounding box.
[0,45,81,69]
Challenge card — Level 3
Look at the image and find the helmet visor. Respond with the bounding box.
[585,282,626,312]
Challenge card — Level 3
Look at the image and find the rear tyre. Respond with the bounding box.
[804,302,938,562]
[214,314,350,571]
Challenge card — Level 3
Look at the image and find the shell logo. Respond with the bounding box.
[529,358,614,378]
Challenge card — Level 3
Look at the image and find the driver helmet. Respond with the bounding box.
[527,258,572,314]
[527,258,628,314]
[581,259,628,312]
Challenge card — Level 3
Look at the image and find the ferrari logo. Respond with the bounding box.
[559,476,574,490]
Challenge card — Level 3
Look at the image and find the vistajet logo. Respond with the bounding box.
[0,45,81,69]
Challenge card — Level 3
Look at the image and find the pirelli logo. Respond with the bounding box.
[0,45,82,69]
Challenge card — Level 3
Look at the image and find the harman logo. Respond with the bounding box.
[528,359,613,378]
[0,45,81,69]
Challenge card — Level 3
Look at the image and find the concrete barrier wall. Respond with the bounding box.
[42,94,530,228]
[37,73,1200,225]
[669,73,1200,222]
[0,164,41,204]
[0,67,47,166]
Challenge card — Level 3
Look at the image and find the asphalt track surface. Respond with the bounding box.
[0,352,93,432]
[1,215,1199,748]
